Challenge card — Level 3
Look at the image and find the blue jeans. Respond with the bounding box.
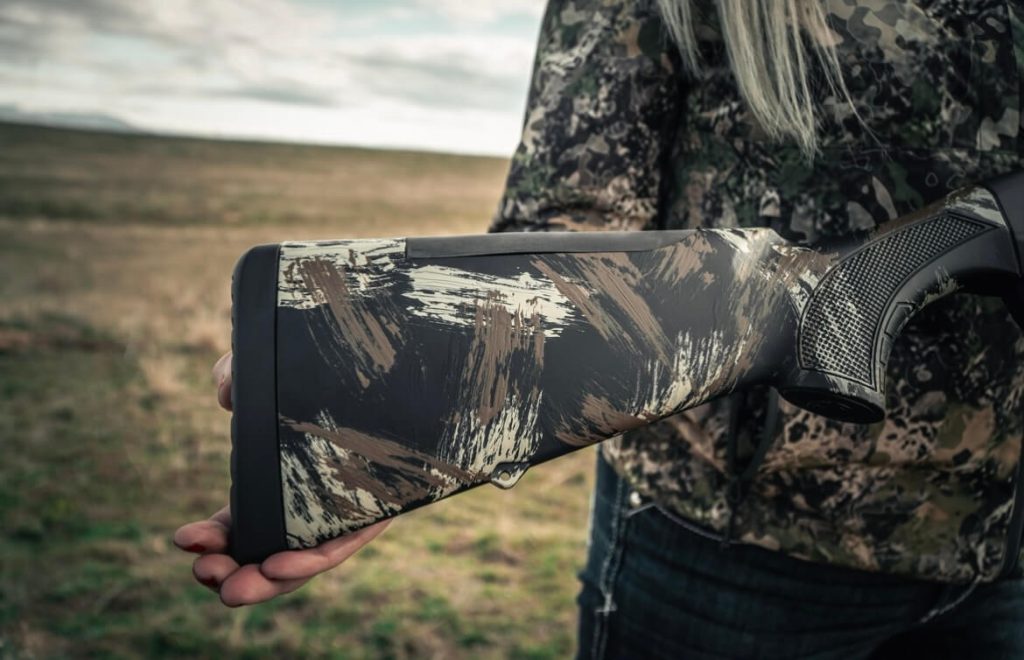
[577,453,1024,659]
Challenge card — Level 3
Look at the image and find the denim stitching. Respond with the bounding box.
[592,473,628,659]
[918,578,980,624]
[624,502,656,519]
[652,502,726,543]
[583,466,599,554]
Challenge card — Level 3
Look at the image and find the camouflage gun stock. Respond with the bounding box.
[228,172,1024,565]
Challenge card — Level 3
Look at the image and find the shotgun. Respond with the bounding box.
[228,172,1024,564]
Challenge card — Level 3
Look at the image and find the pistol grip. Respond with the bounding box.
[779,191,1018,424]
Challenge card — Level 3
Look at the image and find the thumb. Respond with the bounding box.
[213,351,233,411]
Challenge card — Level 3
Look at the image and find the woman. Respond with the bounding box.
[176,0,1024,656]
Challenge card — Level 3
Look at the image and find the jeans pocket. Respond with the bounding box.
[645,501,726,543]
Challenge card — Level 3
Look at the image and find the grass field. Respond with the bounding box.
[0,123,596,659]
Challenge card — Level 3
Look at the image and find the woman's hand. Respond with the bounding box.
[173,351,391,607]
[174,505,389,607]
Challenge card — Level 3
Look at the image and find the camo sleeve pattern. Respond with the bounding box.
[490,0,682,233]
[493,0,1024,583]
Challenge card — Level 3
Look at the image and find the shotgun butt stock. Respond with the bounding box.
[229,175,1024,564]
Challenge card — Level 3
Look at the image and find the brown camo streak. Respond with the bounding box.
[533,253,671,362]
[556,393,654,446]
[531,259,612,338]
[465,293,544,426]
[286,418,483,493]
[646,232,716,287]
[293,257,400,383]
[433,293,545,471]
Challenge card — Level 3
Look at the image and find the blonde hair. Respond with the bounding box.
[656,0,854,156]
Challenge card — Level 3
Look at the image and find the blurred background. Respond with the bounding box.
[0,1,598,657]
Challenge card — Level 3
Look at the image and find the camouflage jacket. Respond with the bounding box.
[492,0,1024,583]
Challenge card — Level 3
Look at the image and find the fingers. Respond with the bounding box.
[176,506,386,606]
[212,351,232,411]
[193,555,305,606]
[178,504,306,607]
[192,553,238,591]
[217,565,307,607]
[260,519,391,581]
[173,506,231,554]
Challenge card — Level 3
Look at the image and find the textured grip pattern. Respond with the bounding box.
[799,214,986,387]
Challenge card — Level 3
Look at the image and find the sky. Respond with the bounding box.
[0,0,546,155]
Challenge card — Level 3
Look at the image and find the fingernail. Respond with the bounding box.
[185,543,206,553]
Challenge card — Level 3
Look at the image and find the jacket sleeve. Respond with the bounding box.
[490,0,684,233]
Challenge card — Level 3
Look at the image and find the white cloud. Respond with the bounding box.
[414,0,545,24]
[0,0,542,154]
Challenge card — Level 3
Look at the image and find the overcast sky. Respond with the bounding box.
[0,0,546,155]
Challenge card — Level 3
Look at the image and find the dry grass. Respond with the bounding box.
[0,124,595,659]
[0,123,509,230]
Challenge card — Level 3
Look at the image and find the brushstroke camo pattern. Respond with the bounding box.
[275,187,1014,565]
[492,0,1024,582]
